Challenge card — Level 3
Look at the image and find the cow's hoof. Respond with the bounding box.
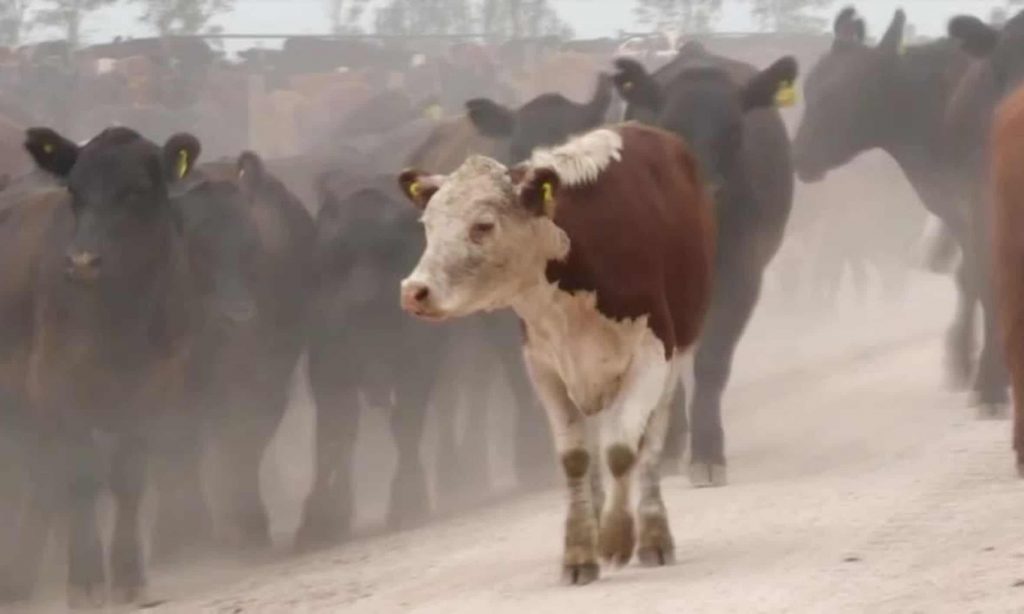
[68,584,106,610]
[294,520,347,553]
[637,544,675,567]
[110,584,146,606]
[638,513,675,567]
[689,462,727,487]
[562,562,600,586]
[0,580,30,604]
[976,404,1010,421]
[1016,462,1024,479]
[598,509,635,567]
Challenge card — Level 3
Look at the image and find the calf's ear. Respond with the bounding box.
[466,98,516,138]
[163,133,202,182]
[741,56,799,111]
[949,15,999,58]
[398,169,444,210]
[515,166,560,218]
[24,127,78,177]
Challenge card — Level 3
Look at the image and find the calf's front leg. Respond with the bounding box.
[599,339,681,567]
[524,353,598,586]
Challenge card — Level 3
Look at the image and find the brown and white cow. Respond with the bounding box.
[398,123,715,584]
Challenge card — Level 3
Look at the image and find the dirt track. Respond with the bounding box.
[115,273,1022,614]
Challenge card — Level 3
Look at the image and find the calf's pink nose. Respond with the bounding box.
[400,280,431,313]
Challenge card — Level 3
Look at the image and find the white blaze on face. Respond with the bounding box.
[402,155,568,320]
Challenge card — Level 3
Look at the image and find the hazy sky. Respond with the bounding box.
[37,0,1010,49]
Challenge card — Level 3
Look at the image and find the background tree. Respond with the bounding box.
[634,0,723,34]
[749,0,833,33]
[0,0,29,46]
[137,0,234,36]
[31,0,119,47]
[478,0,573,40]
[374,0,474,36]
[327,0,370,34]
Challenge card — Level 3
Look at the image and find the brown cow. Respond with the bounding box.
[993,85,1024,475]
[398,123,714,584]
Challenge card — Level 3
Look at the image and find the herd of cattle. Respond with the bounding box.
[0,3,1022,607]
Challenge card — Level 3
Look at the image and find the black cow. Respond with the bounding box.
[178,152,314,551]
[296,170,450,548]
[0,127,200,607]
[466,72,614,164]
[0,128,270,605]
[612,46,798,486]
[792,8,1010,410]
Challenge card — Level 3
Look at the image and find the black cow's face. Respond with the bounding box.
[613,56,798,190]
[950,9,1024,97]
[466,74,613,164]
[793,9,906,182]
[315,173,421,308]
[177,180,259,325]
[24,126,200,283]
[661,70,746,188]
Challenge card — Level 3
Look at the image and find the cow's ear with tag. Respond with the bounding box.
[516,166,560,218]
[24,127,79,177]
[398,169,444,210]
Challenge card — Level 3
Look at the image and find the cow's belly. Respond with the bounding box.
[522,289,651,416]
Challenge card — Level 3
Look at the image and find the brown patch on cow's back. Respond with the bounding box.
[545,123,715,357]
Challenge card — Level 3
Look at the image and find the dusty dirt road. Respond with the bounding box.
[124,275,1024,614]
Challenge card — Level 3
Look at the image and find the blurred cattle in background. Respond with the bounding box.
[613,44,798,486]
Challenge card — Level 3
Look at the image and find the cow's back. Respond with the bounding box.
[548,123,715,354]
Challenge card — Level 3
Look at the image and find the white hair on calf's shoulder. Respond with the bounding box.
[529,128,623,188]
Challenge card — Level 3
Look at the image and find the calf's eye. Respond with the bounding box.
[469,222,495,243]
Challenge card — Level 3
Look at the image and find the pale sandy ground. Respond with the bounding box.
[88,272,1017,614]
[12,253,1024,613]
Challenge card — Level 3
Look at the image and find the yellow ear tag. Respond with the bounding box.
[424,104,443,121]
[175,149,189,179]
[622,81,634,91]
[42,143,54,154]
[541,181,555,216]
[775,81,796,108]
[409,181,422,198]
[899,42,907,56]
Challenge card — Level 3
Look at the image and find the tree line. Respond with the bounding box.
[11,0,1002,51]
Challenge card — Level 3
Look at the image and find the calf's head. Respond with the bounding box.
[397,156,569,321]
[25,126,200,283]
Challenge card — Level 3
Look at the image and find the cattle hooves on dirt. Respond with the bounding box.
[688,462,728,488]
[562,562,600,586]
[637,544,676,567]
[67,585,106,610]
[598,509,636,567]
[975,404,1010,421]
[110,585,146,606]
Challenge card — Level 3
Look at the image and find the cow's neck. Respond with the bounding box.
[879,49,963,174]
